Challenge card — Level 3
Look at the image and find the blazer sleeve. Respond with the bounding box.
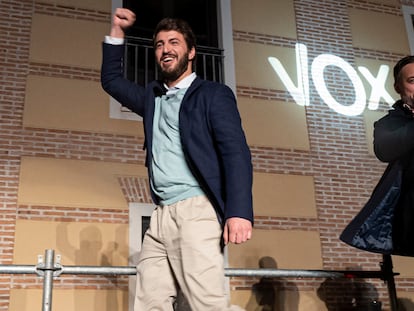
[209,84,254,223]
[101,42,145,116]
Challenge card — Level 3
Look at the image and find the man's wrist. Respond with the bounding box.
[104,35,124,45]
[109,25,125,38]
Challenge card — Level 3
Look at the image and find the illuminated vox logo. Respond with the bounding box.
[268,43,396,116]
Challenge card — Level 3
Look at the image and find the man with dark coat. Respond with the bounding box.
[374,55,414,256]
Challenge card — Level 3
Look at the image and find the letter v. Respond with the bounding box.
[268,43,310,106]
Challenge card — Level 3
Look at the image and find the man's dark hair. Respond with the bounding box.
[393,55,414,85]
[153,17,197,51]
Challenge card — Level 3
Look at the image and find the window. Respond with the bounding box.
[123,0,223,84]
[124,0,219,48]
[403,5,414,54]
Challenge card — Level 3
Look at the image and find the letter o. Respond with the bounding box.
[311,54,366,116]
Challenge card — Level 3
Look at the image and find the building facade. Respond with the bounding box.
[1,0,414,310]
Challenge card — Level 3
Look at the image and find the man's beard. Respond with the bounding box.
[402,95,414,108]
[401,95,414,117]
[158,51,190,82]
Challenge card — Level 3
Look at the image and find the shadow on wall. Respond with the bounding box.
[245,256,299,311]
[398,298,414,311]
[100,225,128,310]
[317,266,380,310]
[57,223,104,265]
[56,223,128,311]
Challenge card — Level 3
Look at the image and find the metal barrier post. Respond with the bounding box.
[381,254,399,311]
[38,249,56,311]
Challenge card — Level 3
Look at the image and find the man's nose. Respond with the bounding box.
[162,43,171,53]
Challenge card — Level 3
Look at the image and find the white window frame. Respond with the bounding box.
[128,202,155,311]
[109,0,142,121]
[403,5,414,54]
[109,0,236,120]
[217,0,237,94]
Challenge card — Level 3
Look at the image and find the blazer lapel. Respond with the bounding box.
[178,77,203,145]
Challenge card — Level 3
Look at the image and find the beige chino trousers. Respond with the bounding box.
[134,195,244,311]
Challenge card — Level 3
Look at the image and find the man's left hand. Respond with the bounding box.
[223,217,252,245]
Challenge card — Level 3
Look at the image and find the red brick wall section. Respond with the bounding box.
[294,1,401,309]
[118,176,152,203]
[0,2,139,309]
[1,0,413,310]
[0,0,33,309]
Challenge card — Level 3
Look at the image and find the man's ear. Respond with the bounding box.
[188,47,196,61]
[394,83,401,95]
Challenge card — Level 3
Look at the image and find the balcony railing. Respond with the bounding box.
[124,36,224,85]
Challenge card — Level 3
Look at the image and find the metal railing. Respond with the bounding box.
[124,37,224,85]
[0,250,399,311]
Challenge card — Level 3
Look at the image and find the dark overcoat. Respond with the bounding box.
[341,101,414,256]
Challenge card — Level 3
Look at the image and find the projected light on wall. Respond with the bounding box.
[268,43,395,116]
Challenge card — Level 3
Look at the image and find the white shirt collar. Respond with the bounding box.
[164,73,196,95]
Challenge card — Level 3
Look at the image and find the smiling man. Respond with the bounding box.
[153,23,195,86]
[101,8,253,311]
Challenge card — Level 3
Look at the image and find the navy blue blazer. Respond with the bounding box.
[101,43,253,224]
